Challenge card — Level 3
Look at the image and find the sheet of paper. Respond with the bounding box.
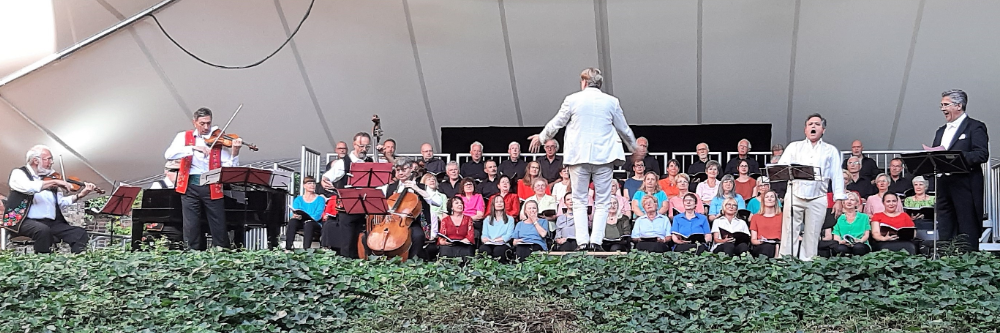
[922,144,945,152]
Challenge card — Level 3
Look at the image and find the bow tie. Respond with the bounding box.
[947,122,959,129]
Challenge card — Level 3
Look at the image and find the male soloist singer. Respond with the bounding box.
[528,68,638,251]
[777,113,846,260]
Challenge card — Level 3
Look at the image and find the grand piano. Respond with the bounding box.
[131,184,288,250]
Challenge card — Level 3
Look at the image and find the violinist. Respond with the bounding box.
[5,145,95,253]
[164,107,242,250]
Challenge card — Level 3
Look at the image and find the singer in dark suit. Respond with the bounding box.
[932,89,989,252]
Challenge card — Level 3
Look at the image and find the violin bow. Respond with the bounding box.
[215,103,244,143]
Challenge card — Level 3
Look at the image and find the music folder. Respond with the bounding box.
[878,223,916,241]
[338,188,388,215]
[671,232,705,243]
[718,228,751,244]
[348,163,393,188]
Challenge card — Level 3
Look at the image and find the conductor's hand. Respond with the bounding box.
[321,178,335,190]
[527,134,542,153]
[832,199,844,217]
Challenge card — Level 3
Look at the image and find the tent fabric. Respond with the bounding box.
[1,0,997,193]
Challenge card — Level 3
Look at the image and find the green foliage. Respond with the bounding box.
[1,250,999,332]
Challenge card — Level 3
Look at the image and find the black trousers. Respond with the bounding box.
[439,243,473,258]
[871,240,916,255]
[478,244,510,262]
[751,243,778,258]
[673,243,708,253]
[937,173,982,252]
[17,218,88,253]
[285,218,321,250]
[552,239,578,252]
[321,213,361,258]
[635,241,670,253]
[817,240,838,258]
[180,182,229,250]
[515,244,543,262]
[713,242,749,256]
[832,243,871,256]
[602,240,630,252]
[408,225,425,260]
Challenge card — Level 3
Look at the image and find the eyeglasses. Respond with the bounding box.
[724,203,738,207]
[543,145,556,149]
[848,162,861,165]
[941,103,956,107]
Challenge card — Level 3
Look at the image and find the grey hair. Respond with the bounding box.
[706,160,721,170]
[470,141,483,151]
[697,142,709,151]
[353,132,371,142]
[508,141,520,149]
[581,67,603,89]
[25,145,50,164]
[739,138,751,149]
[805,113,827,128]
[394,156,412,168]
[912,176,929,187]
[942,89,968,111]
[715,174,736,199]
[770,143,784,151]
[193,107,212,119]
[875,173,889,184]
[446,161,459,169]
[545,139,560,151]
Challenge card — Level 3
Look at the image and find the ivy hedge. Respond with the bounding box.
[1,250,999,332]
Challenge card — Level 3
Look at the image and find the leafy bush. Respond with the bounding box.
[1,250,999,332]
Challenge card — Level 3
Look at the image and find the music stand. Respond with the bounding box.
[899,151,970,258]
[100,185,141,216]
[348,163,393,188]
[201,167,273,186]
[766,164,819,259]
[338,188,389,215]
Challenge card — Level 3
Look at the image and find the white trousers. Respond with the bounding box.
[568,163,613,246]
[780,191,826,260]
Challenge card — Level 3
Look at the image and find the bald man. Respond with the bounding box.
[841,140,879,181]
[419,143,446,175]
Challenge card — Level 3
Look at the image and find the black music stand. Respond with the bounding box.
[766,164,819,259]
[201,167,282,249]
[339,188,388,215]
[348,163,393,188]
[899,151,970,258]
[85,184,142,249]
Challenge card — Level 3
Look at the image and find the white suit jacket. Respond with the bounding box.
[539,87,638,166]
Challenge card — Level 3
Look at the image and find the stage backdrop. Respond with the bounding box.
[441,123,772,157]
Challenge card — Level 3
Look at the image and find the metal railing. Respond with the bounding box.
[725,152,774,171]
[988,158,999,241]
[325,153,451,166]
[841,150,919,175]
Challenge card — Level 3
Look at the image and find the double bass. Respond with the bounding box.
[358,115,420,261]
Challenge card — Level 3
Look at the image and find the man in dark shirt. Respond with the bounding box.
[845,156,876,198]
[687,142,712,174]
[439,161,462,198]
[537,139,563,183]
[841,140,880,181]
[460,141,487,181]
[886,157,913,195]
[498,142,528,181]
[622,137,659,177]
[419,143,446,175]
[724,139,760,175]
[477,160,500,201]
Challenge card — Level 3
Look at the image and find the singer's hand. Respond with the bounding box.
[832,200,844,217]
[527,135,542,153]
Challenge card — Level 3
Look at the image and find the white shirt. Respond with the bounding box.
[8,167,76,220]
[539,87,638,166]
[164,127,239,175]
[777,138,846,201]
[322,151,366,184]
[149,178,175,190]
[711,215,750,234]
[940,113,967,150]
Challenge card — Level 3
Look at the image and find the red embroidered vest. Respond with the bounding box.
[175,130,224,200]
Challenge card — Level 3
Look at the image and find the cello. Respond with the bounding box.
[358,115,420,261]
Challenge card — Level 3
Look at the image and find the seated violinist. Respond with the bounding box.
[438,197,475,258]
[511,201,549,262]
[869,193,917,255]
[711,197,751,256]
[5,145,95,253]
[630,196,671,253]
[284,176,326,250]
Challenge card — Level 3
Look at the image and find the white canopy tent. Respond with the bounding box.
[1,0,997,193]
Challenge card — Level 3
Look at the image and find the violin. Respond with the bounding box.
[205,128,259,151]
[43,172,105,195]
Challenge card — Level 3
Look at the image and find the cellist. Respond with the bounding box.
[384,158,441,260]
